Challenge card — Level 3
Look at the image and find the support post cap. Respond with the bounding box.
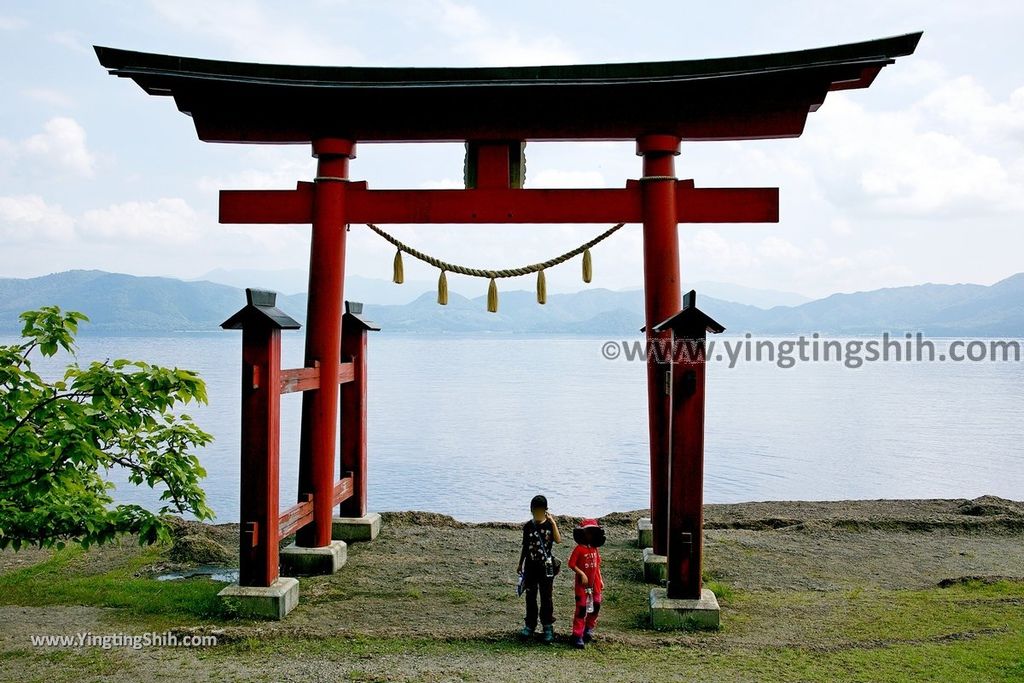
[641,289,725,335]
[343,300,381,331]
[221,288,301,330]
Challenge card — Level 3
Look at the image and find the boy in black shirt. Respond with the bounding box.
[517,494,562,643]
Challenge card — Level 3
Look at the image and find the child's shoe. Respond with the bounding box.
[519,624,535,638]
[572,635,585,649]
[583,628,594,643]
[542,624,554,644]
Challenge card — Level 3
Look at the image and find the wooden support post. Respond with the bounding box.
[667,358,706,599]
[339,304,370,517]
[637,134,682,557]
[652,291,724,600]
[297,138,354,548]
[464,141,525,189]
[239,325,281,586]
[221,289,300,588]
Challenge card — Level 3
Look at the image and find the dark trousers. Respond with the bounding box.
[523,563,555,628]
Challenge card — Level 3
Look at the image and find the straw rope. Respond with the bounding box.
[367,222,625,311]
[366,223,623,279]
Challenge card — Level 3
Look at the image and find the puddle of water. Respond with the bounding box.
[156,566,239,583]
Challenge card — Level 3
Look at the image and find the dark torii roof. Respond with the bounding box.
[94,33,921,144]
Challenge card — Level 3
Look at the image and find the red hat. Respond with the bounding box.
[573,518,606,547]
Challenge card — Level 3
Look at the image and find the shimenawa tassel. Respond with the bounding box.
[437,270,448,305]
[392,249,404,284]
[487,277,498,313]
[536,269,547,305]
[582,248,593,283]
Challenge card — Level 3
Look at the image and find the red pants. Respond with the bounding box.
[572,590,601,637]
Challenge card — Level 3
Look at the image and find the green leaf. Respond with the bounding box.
[0,305,213,551]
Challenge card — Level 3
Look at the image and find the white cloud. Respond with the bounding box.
[198,165,315,194]
[428,0,578,66]
[686,229,757,270]
[806,88,1024,218]
[796,247,914,295]
[528,169,605,188]
[149,0,363,64]
[918,76,1024,147]
[197,147,317,193]
[80,198,202,245]
[858,129,1014,215]
[0,16,27,31]
[885,58,947,89]
[21,117,96,178]
[48,30,89,53]
[758,236,803,263]
[829,218,854,236]
[0,195,75,244]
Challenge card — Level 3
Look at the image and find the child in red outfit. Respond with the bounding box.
[568,518,606,649]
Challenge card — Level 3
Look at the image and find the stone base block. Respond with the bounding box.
[218,578,298,620]
[642,547,667,584]
[280,540,347,576]
[649,587,721,630]
[332,512,382,542]
[637,517,653,548]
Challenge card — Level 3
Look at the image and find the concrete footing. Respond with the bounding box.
[642,548,667,584]
[218,578,299,620]
[637,517,653,548]
[649,587,721,630]
[280,540,347,576]
[332,512,382,542]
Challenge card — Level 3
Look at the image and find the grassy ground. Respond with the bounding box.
[0,498,1022,682]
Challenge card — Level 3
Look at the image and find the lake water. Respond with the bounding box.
[7,333,1023,522]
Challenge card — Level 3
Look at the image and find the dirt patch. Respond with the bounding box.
[167,535,231,565]
[0,605,113,650]
[155,516,236,568]
[955,495,1024,517]
[163,517,237,546]
[0,545,51,577]
[381,511,468,528]
[702,496,1024,533]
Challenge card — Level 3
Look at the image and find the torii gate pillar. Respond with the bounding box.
[648,291,725,628]
[637,134,683,559]
[296,138,354,549]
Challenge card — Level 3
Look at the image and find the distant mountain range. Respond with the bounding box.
[194,267,812,309]
[193,269,436,306]
[1,270,1022,336]
[0,271,304,334]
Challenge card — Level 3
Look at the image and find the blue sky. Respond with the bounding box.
[1,1,1022,298]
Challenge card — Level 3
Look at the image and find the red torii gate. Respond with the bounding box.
[96,32,920,622]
